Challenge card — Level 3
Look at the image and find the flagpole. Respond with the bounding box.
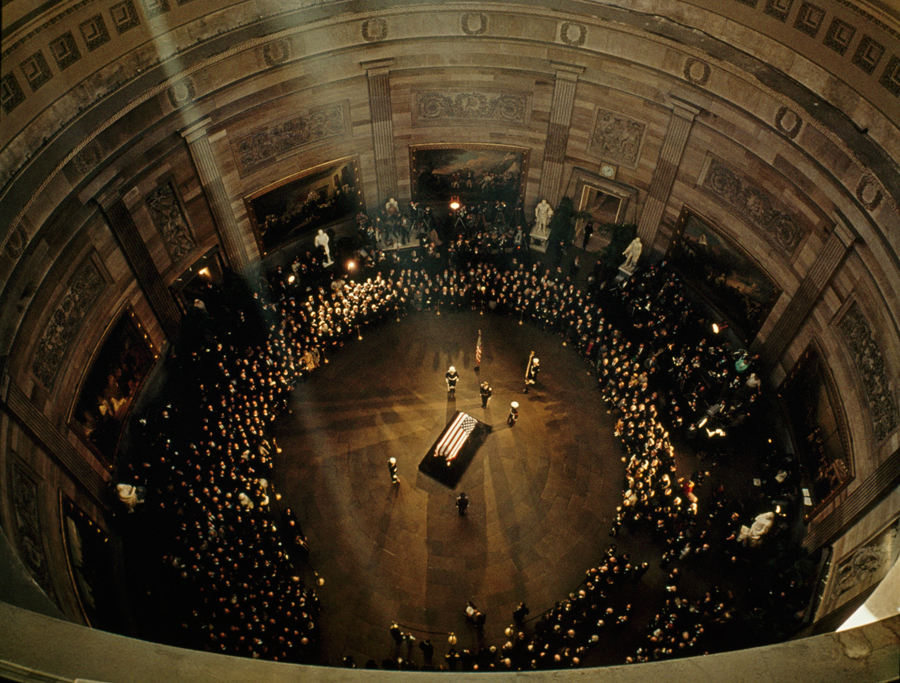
[475,330,482,371]
[525,350,534,382]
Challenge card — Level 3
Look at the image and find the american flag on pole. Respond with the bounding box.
[475,330,482,367]
[436,412,477,462]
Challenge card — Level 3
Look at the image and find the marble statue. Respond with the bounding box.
[116,483,143,513]
[315,229,332,265]
[622,237,643,270]
[534,199,553,232]
[738,511,775,547]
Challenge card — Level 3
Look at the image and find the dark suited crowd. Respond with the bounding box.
[118,213,810,667]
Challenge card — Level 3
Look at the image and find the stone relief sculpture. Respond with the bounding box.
[703,159,807,253]
[820,519,900,617]
[415,92,526,124]
[146,182,195,262]
[232,105,348,175]
[12,463,58,603]
[32,260,106,389]
[839,303,899,442]
[590,109,646,166]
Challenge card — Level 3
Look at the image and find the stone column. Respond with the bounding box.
[181,118,252,268]
[363,59,397,203]
[756,219,856,365]
[96,187,182,341]
[636,99,701,249]
[537,62,585,206]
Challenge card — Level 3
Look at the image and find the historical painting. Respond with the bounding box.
[668,209,781,341]
[818,518,899,618]
[60,495,117,630]
[245,156,364,255]
[410,144,528,207]
[779,343,853,516]
[70,308,156,468]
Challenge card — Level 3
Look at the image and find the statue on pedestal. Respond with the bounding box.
[315,229,332,265]
[622,237,643,270]
[738,511,775,547]
[534,199,553,232]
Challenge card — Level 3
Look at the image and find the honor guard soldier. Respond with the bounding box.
[480,381,493,408]
[445,366,460,396]
[507,402,519,427]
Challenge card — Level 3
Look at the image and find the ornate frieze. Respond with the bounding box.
[146,182,196,263]
[32,259,106,389]
[11,461,58,604]
[589,108,646,167]
[838,303,899,442]
[231,104,349,176]
[414,92,527,125]
[702,158,808,252]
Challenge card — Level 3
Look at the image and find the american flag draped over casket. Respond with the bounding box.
[436,412,477,463]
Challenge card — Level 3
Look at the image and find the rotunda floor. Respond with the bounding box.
[273,310,683,665]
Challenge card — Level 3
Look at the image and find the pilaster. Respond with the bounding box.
[636,98,701,249]
[181,118,252,268]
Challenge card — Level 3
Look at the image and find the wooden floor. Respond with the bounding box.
[273,310,626,665]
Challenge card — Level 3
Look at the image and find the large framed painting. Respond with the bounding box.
[60,494,117,630]
[668,208,781,341]
[69,307,157,469]
[410,144,528,207]
[245,156,364,255]
[779,343,853,518]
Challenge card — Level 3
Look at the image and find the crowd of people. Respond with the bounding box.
[117,205,809,667]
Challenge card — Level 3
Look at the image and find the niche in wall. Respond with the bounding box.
[779,342,853,518]
[409,144,528,208]
[667,208,781,342]
[68,307,157,469]
[245,156,365,256]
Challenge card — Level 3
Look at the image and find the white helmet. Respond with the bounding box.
[449,366,456,373]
